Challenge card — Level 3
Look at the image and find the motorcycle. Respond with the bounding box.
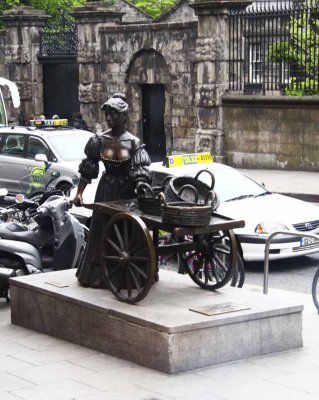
[0,192,88,302]
[0,158,63,225]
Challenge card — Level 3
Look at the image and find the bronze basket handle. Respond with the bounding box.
[136,181,154,197]
[205,190,214,205]
[205,190,220,210]
[158,192,167,207]
[161,175,173,189]
[194,169,215,190]
[178,184,199,203]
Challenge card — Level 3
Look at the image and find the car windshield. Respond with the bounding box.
[46,132,92,161]
[193,167,269,203]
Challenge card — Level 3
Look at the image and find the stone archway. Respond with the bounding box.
[126,49,172,161]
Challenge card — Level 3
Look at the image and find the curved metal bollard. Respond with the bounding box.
[263,231,319,294]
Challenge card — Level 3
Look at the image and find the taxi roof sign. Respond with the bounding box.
[30,119,68,127]
[165,152,213,168]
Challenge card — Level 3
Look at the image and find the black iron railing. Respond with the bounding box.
[229,0,319,95]
[39,10,78,56]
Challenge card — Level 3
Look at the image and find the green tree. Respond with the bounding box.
[269,0,319,95]
[0,0,86,28]
[0,0,20,17]
[131,0,176,19]
[0,0,178,27]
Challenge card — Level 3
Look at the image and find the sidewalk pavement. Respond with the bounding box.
[1,168,319,399]
[1,285,319,400]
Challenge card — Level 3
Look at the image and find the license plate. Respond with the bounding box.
[300,237,319,247]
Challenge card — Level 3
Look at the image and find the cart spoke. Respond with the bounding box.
[128,242,141,255]
[213,244,230,256]
[104,255,121,263]
[212,252,228,274]
[123,220,129,248]
[130,261,148,280]
[129,267,142,294]
[113,223,125,251]
[108,263,122,278]
[126,269,132,298]
[210,260,223,282]
[106,237,122,255]
[205,259,217,283]
[130,255,148,262]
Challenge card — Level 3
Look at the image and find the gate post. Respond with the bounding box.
[1,6,49,121]
[72,2,125,131]
[189,0,251,162]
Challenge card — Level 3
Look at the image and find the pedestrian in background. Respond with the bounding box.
[72,112,88,131]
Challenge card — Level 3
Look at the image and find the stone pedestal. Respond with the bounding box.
[10,269,303,374]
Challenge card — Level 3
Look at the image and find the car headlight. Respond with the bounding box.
[72,174,80,186]
[255,222,289,235]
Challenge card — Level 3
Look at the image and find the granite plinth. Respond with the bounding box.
[9,270,303,374]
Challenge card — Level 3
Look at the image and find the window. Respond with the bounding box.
[27,136,50,160]
[249,43,262,83]
[0,134,25,157]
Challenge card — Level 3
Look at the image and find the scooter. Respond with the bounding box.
[0,192,88,302]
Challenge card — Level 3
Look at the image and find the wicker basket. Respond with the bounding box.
[136,182,162,216]
[159,187,213,227]
[164,169,215,204]
[136,177,172,216]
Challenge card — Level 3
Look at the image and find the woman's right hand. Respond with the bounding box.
[72,193,83,207]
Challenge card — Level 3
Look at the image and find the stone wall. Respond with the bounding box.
[96,21,198,154]
[223,95,319,171]
[0,6,49,121]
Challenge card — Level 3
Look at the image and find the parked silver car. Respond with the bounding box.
[0,121,92,195]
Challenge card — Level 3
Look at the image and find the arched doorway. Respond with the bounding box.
[141,84,166,161]
[126,49,172,162]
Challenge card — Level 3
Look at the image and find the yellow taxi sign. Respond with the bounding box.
[165,152,213,168]
[30,119,68,127]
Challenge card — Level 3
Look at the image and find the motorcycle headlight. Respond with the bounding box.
[72,175,80,186]
[255,222,289,235]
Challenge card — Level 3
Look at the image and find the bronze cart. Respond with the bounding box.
[86,199,245,304]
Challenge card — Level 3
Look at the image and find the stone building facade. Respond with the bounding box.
[0,1,318,170]
[1,0,243,162]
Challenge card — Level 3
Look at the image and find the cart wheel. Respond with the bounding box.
[179,230,236,291]
[101,212,156,304]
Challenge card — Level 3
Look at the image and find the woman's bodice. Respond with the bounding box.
[79,130,151,183]
[100,135,132,164]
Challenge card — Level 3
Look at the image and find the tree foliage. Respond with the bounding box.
[1,0,178,28]
[1,0,178,23]
[269,0,319,95]
[0,0,86,28]
[131,0,176,19]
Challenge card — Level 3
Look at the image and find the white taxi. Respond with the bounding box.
[70,152,319,265]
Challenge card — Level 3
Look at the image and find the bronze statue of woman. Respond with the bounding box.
[72,93,151,287]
